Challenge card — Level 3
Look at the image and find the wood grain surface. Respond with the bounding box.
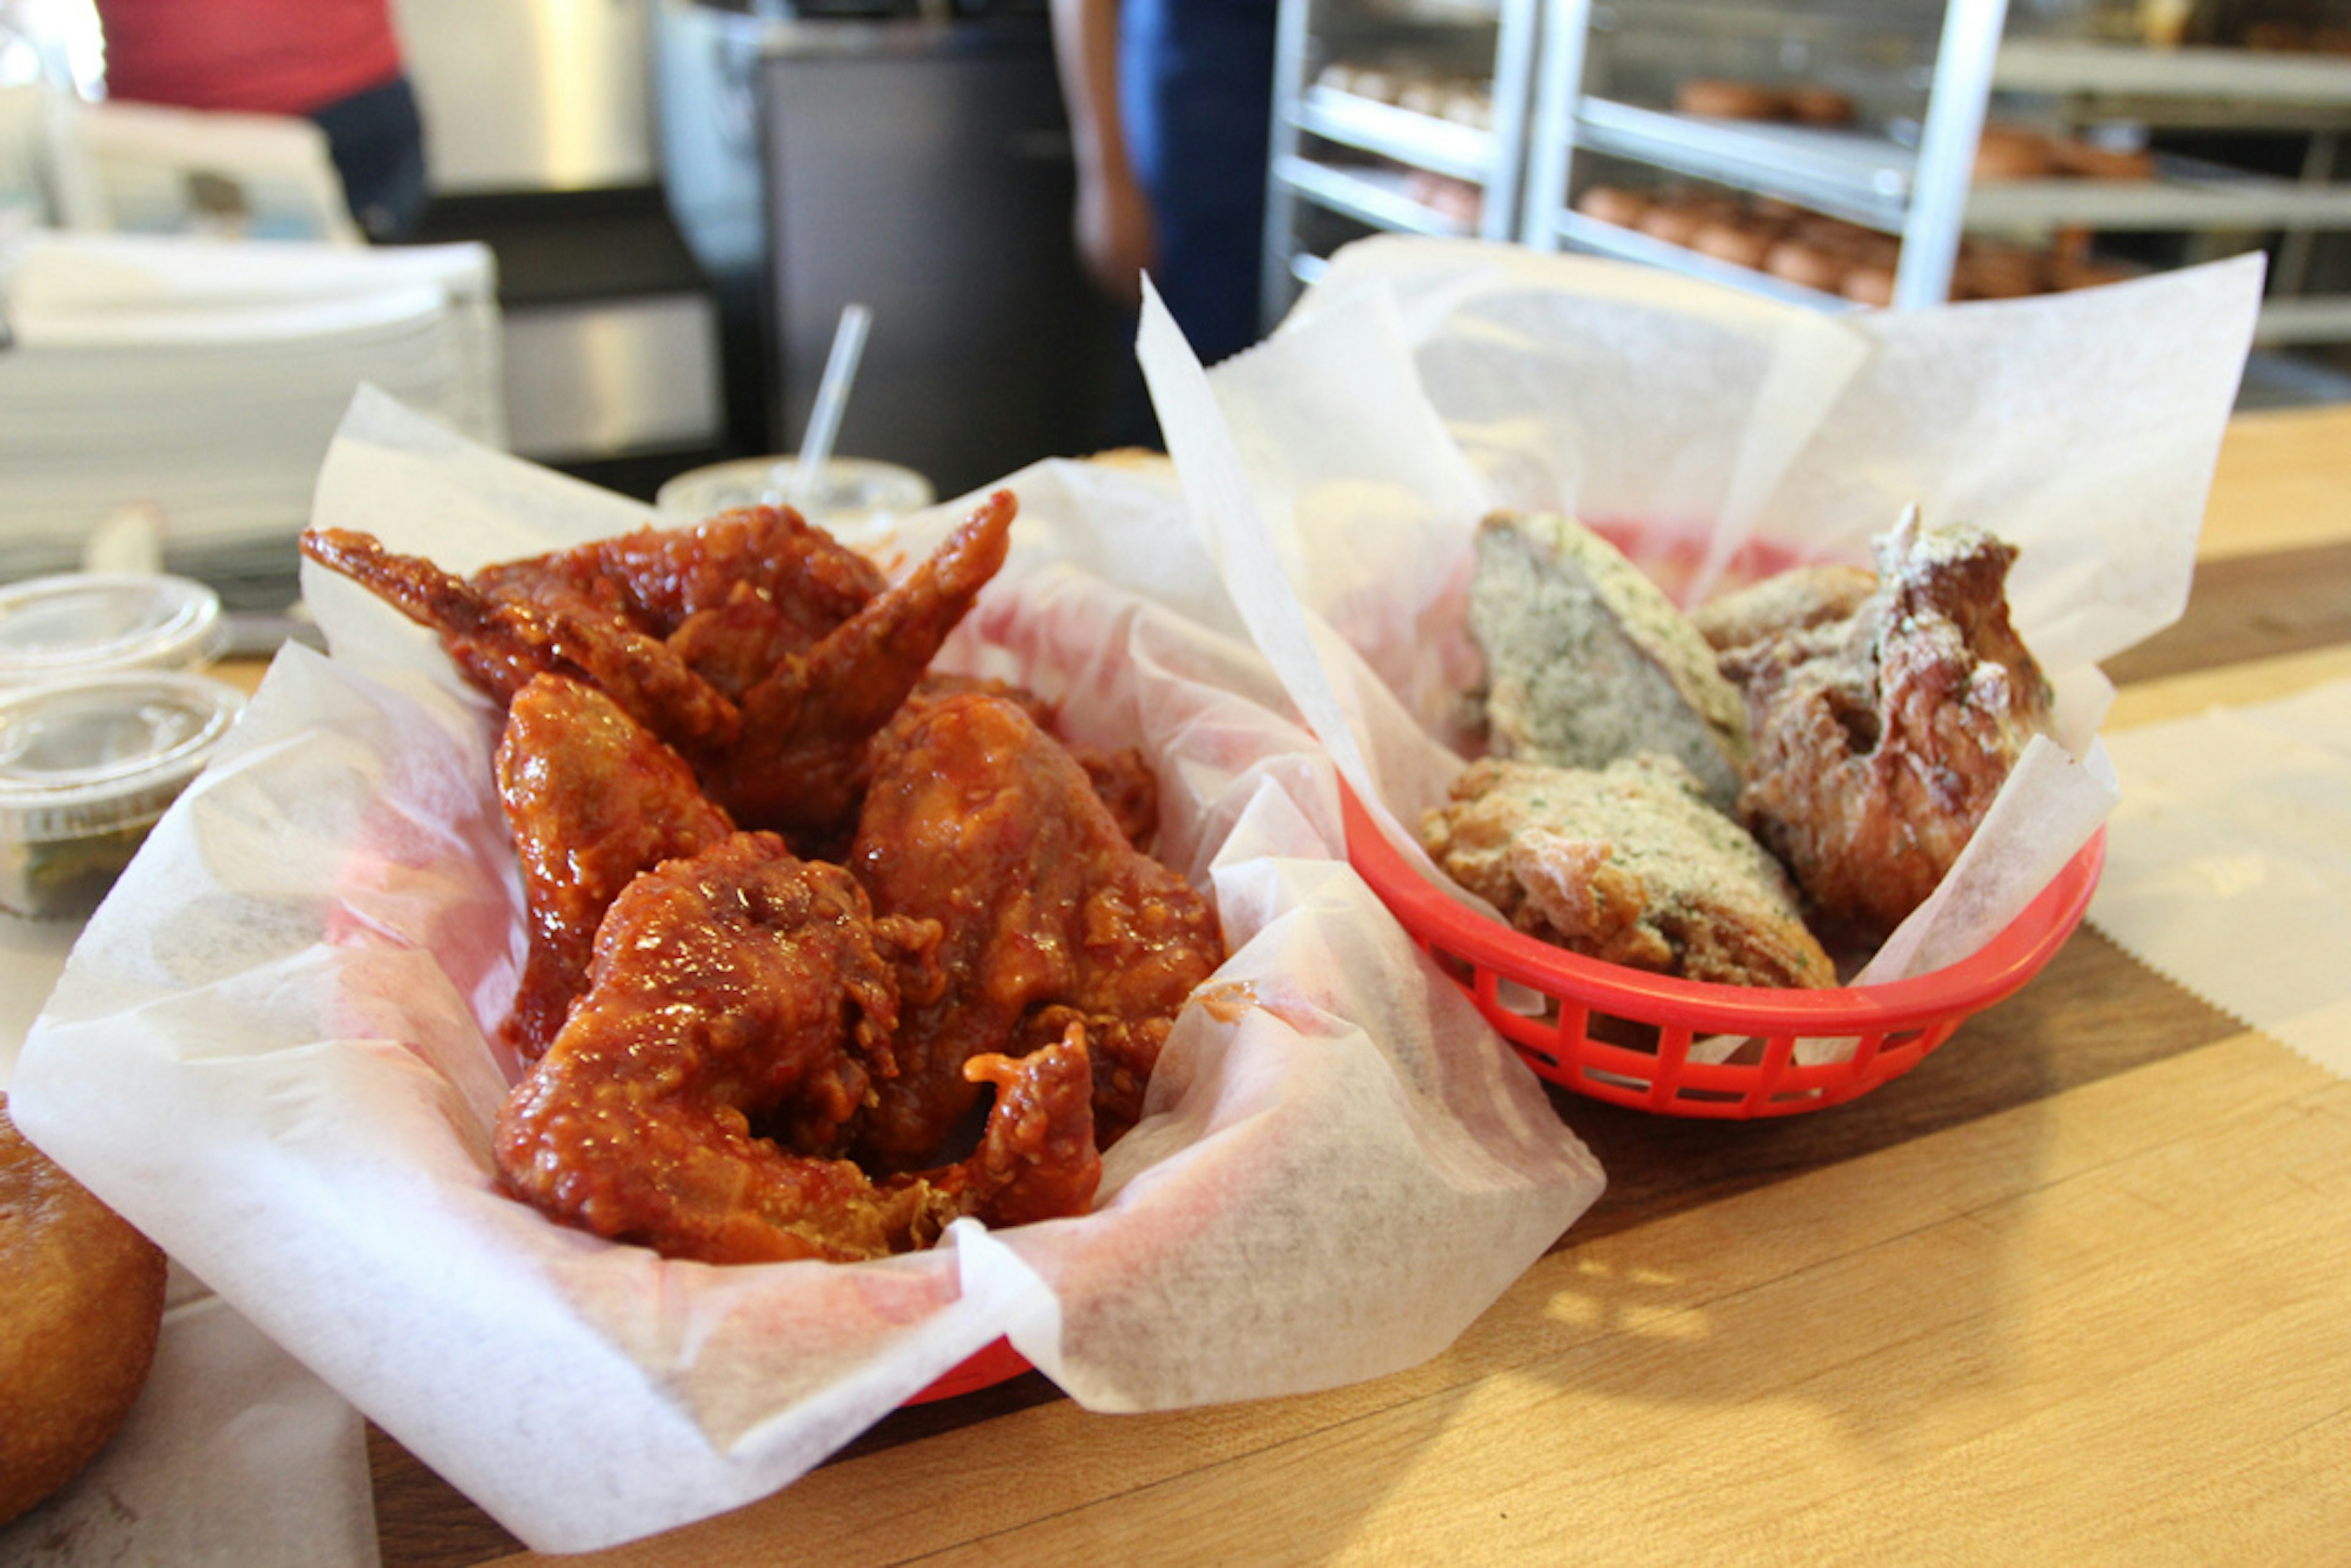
[361,405,2351,1567]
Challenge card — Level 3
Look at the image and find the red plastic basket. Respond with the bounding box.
[906,1336,1032,1404]
[1340,782,2104,1117]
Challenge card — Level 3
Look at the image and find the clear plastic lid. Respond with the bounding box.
[0,672,247,844]
[0,572,228,688]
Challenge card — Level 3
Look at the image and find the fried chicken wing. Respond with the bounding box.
[493,831,1100,1264]
[1065,743,1160,850]
[474,504,885,666]
[898,673,1161,847]
[700,490,1016,838]
[1725,510,2054,940]
[848,692,1222,1170]
[932,1029,1103,1229]
[493,674,735,1060]
[299,524,742,746]
[300,492,1018,845]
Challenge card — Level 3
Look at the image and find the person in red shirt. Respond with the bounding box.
[90,0,427,241]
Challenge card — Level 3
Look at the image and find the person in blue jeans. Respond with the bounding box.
[1053,0,1278,368]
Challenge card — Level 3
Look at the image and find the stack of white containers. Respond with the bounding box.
[0,230,504,601]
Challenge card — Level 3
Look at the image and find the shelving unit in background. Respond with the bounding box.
[1988,36,2351,347]
[1512,0,2351,342]
[1521,0,2009,310]
[1260,0,2351,362]
[1261,0,1542,323]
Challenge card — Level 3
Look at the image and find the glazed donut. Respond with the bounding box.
[1792,216,1875,258]
[1763,238,1845,293]
[1407,171,1483,227]
[2050,257,2135,291]
[1441,88,1492,129]
[1397,80,1449,118]
[1838,263,1897,307]
[1782,85,1855,126]
[1635,202,1709,247]
[1573,184,1651,228]
[1690,220,1771,270]
[1974,124,2053,181]
[1953,258,2042,301]
[0,1095,168,1526]
[1673,78,1780,120]
[2047,137,2155,181]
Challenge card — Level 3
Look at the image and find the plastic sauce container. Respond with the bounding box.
[0,672,247,920]
[0,572,228,688]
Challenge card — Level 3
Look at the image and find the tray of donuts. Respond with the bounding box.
[1147,234,2263,1119]
[1572,180,2139,306]
[1666,77,2157,184]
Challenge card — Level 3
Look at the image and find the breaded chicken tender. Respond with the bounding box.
[1420,754,1836,989]
[1468,512,1750,811]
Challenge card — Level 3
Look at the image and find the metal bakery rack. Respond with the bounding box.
[1262,0,1544,321]
[1267,0,2351,343]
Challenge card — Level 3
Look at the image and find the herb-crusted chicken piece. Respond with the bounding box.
[1421,753,1835,989]
[1467,512,1750,811]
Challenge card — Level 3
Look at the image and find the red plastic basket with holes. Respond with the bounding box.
[906,1336,1032,1404]
[1338,782,2105,1117]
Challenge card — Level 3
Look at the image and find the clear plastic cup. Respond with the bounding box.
[653,456,936,553]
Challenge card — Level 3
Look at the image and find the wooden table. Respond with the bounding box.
[364,407,2351,1567]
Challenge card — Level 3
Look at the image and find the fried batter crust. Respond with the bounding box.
[1,1097,168,1526]
[1692,563,1878,655]
[1422,754,1835,988]
[495,674,735,1060]
[301,490,1016,846]
[1725,513,2053,939]
[1469,512,1750,810]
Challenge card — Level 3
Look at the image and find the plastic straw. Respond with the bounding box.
[790,302,871,509]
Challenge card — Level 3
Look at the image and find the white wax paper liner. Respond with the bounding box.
[2088,678,2351,1081]
[10,388,1603,1554]
[1280,239,2265,675]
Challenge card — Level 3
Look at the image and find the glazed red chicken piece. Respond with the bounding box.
[848,692,1223,1171]
[492,831,1100,1264]
[493,673,735,1061]
[301,490,1017,844]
